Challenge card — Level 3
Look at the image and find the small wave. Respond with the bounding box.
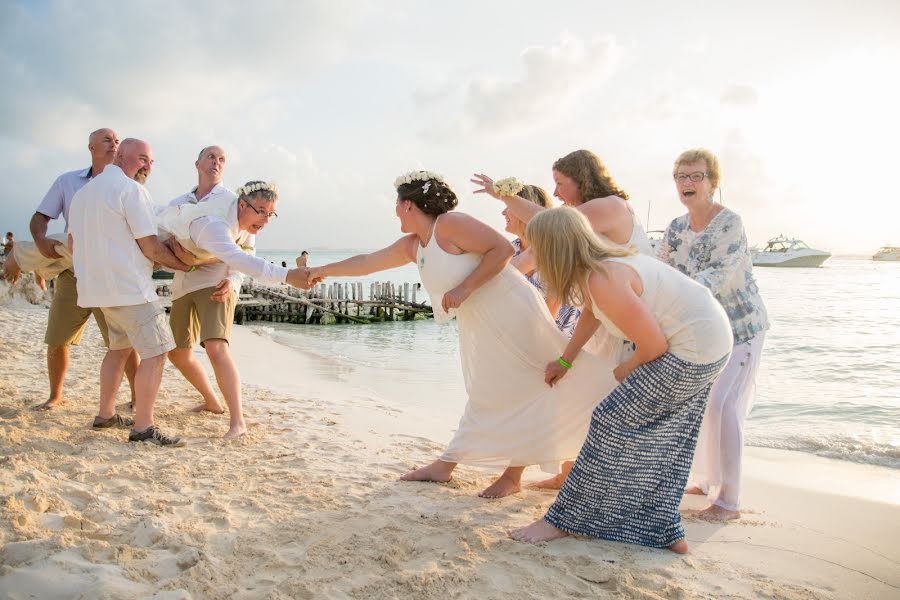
[747,432,900,469]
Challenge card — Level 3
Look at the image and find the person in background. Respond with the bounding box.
[658,148,769,521]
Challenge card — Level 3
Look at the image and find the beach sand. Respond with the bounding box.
[1,295,898,599]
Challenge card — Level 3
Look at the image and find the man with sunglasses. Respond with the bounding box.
[164,149,315,440]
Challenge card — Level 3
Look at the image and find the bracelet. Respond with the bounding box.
[188,266,196,272]
[557,356,572,369]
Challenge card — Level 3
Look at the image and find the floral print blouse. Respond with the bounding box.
[658,207,769,345]
[512,238,579,338]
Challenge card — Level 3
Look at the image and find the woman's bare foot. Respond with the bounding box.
[697,504,740,521]
[190,402,225,414]
[684,485,705,495]
[668,539,689,554]
[32,398,63,412]
[223,424,247,440]
[479,473,522,499]
[400,459,455,483]
[529,461,574,490]
[509,519,569,543]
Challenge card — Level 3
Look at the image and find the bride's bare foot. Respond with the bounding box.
[697,504,740,521]
[33,398,63,412]
[190,401,225,414]
[669,539,689,554]
[400,459,454,483]
[509,519,569,543]
[528,460,574,490]
[223,424,247,440]
[684,485,705,495]
[479,475,521,499]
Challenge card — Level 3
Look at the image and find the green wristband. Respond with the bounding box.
[557,357,572,369]
[188,266,196,272]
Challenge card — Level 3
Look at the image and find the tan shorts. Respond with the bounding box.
[100,302,175,358]
[45,269,111,347]
[169,286,236,349]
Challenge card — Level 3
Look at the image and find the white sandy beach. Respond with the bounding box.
[1,290,898,599]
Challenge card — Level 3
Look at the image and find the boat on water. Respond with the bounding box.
[751,235,831,268]
[872,246,900,262]
[647,230,664,254]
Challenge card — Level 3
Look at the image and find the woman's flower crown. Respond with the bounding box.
[236,181,279,198]
[393,170,444,190]
[493,177,524,197]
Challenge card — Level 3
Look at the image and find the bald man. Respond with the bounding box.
[29,128,141,412]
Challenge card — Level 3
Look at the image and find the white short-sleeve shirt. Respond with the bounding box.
[68,165,159,308]
[35,167,93,231]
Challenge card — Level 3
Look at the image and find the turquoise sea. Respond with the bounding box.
[257,250,900,470]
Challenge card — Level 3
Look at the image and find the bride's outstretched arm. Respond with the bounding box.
[311,235,418,278]
[437,213,514,311]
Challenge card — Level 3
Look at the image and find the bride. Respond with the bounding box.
[308,171,617,498]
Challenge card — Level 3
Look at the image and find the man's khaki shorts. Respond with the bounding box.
[100,302,175,359]
[169,286,236,349]
[44,269,111,347]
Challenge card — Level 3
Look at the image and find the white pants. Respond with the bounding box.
[688,332,766,511]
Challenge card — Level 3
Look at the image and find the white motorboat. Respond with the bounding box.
[872,245,900,261]
[647,230,664,254]
[751,235,831,268]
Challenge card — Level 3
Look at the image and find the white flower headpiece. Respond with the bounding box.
[236,181,279,198]
[493,177,524,197]
[393,170,444,190]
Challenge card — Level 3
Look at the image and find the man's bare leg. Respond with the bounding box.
[167,347,224,413]
[98,349,130,419]
[401,459,456,483]
[529,460,573,490]
[123,349,140,409]
[479,466,525,498]
[204,339,245,440]
[34,345,68,411]
[132,354,167,433]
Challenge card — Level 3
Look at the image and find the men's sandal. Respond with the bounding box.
[128,425,185,447]
[92,414,135,429]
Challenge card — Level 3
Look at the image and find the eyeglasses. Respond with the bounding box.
[674,172,709,183]
[242,199,278,219]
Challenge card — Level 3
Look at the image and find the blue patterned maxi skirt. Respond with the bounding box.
[544,351,729,548]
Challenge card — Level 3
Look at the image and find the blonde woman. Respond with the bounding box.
[509,207,732,553]
[308,172,617,498]
[659,149,769,520]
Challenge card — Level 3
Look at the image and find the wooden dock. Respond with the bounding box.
[154,280,433,325]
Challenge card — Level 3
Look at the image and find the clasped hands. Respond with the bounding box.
[286,265,324,290]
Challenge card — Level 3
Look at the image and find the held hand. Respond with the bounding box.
[36,238,63,259]
[210,278,233,303]
[613,363,633,383]
[544,361,569,387]
[469,173,502,200]
[169,239,199,266]
[286,267,321,290]
[308,267,325,286]
[441,284,471,312]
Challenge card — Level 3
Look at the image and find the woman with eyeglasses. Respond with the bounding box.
[658,148,769,521]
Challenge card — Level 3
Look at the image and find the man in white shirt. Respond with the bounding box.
[166,158,315,439]
[25,128,143,413]
[69,138,192,446]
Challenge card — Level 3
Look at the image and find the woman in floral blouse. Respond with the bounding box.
[658,148,769,521]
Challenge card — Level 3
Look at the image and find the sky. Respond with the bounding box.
[1,0,899,254]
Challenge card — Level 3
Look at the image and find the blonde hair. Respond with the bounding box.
[517,184,550,208]
[674,148,721,189]
[553,149,629,202]
[526,206,634,305]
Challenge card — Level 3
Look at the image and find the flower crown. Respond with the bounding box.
[393,170,445,190]
[493,177,524,197]
[236,181,279,198]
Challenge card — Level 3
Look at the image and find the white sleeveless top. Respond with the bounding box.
[626,211,654,255]
[589,254,732,364]
[415,217,481,323]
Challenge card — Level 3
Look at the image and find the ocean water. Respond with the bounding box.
[257,250,900,469]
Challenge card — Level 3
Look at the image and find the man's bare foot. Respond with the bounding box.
[509,519,570,543]
[684,485,705,495]
[190,402,225,414]
[400,459,454,483]
[669,539,689,554]
[479,475,521,499]
[223,425,247,440]
[33,398,63,412]
[697,504,740,521]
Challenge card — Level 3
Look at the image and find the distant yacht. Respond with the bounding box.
[751,235,831,268]
[872,245,900,262]
[647,230,664,254]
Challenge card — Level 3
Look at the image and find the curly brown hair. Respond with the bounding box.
[552,149,629,202]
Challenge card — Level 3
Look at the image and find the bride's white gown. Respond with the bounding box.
[417,220,619,473]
